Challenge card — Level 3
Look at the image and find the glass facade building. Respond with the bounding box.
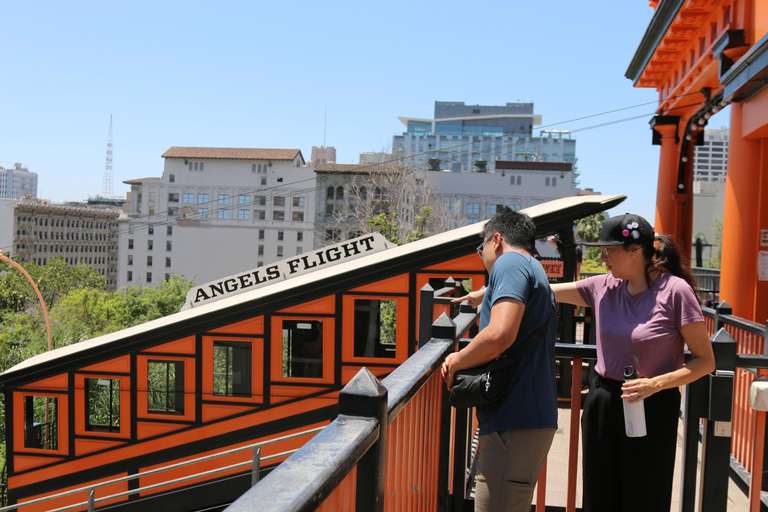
[393,101,577,178]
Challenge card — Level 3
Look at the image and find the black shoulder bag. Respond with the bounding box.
[448,309,553,409]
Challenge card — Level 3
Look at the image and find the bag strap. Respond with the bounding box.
[486,306,554,372]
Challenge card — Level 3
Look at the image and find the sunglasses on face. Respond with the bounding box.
[477,235,495,258]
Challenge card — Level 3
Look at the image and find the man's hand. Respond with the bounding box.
[442,352,459,390]
[451,288,486,308]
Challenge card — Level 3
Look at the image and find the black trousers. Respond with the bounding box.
[581,374,681,512]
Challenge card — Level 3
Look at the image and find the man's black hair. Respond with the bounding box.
[482,206,536,255]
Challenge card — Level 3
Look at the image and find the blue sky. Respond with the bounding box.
[0,1,730,223]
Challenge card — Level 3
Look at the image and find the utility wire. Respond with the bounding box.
[3,90,715,254]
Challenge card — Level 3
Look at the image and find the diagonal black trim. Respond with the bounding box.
[131,351,196,358]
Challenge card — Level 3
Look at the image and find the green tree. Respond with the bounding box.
[0,257,106,316]
[710,215,723,268]
[330,161,465,246]
[0,272,193,487]
[575,212,607,267]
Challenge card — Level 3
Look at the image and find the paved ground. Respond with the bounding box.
[532,399,751,511]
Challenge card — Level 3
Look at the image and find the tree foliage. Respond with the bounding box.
[331,162,465,246]
[709,214,723,268]
[575,212,607,264]
[0,262,193,482]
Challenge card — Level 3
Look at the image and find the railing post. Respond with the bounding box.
[714,300,732,331]
[437,370,453,512]
[679,375,709,512]
[432,313,457,342]
[419,284,435,349]
[748,373,768,512]
[339,368,388,512]
[251,447,261,487]
[88,489,95,512]
[699,329,737,512]
[449,277,463,317]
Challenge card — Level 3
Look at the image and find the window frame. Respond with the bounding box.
[270,316,335,384]
[341,295,408,364]
[74,373,131,439]
[202,336,263,404]
[15,391,69,455]
[137,355,195,421]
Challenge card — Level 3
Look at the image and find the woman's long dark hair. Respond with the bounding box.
[637,234,697,293]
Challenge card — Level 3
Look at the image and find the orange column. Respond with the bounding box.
[720,102,765,321]
[652,119,681,237]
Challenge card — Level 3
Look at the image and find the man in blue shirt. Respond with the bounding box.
[443,207,557,512]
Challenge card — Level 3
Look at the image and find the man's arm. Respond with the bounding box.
[441,297,525,389]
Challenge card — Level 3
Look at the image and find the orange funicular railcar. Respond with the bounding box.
[0,195,622,512]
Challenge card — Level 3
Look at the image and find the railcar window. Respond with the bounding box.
[86,379,120,432]
[23,395,58,450]
[354,299,397,358]
[213,341,252,396]
[282,320,324,378]
[148,360,185,414]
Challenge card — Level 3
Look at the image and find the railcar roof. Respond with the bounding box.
[0,194,624,387]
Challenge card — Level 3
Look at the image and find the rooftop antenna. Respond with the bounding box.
[323,107,327,147]
[101,114,114,198]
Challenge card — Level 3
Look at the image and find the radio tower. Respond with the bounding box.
[101,115,114,198]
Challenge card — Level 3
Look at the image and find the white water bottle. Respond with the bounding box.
[622,366,647,437]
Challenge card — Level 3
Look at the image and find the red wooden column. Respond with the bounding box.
[651,117,682,237]
[720,102,765,321]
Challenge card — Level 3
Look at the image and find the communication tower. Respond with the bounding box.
[101,115,114,197]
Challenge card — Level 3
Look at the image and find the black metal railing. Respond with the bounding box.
[225,277,768,512]
[225,294,478,512]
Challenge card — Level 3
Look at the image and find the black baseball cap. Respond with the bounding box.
[581,214,655,247]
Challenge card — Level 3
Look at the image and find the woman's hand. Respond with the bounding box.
[621,378,661,403]
[452,288,486,308]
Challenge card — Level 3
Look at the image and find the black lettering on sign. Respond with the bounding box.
[301,255,317,271]
[358,235,375,251]
[194,288,211,303]
[326,247,341,262]
[341,241,362,257]
[267,265,281,280]
[209,282,226,298]
[238,274,253,289]
[252,269,268,284]
[287,258,301,274]
[541,261,564,278]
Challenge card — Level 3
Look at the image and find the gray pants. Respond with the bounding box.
[474,428,556,512]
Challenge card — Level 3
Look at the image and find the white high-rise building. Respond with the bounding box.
[693,128,729,182]
[118,147,313,288]
[0,163,38,199]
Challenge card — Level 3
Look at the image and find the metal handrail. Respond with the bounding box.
[46,449,299,512]
[0,426,324,511]
[702,305,766,336]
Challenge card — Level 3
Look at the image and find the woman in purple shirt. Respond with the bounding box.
[552,213,715,512]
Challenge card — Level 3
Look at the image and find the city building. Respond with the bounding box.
[0,163,38,199]
[313,158,580,249]
[429,160,581,224]
[392,101,578,177]
[118,147,312,288]
[693,128,729,182]
[0,198,120,288]
[359,151,390,165]
[307,146,336,168]
[691,129,729,264]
